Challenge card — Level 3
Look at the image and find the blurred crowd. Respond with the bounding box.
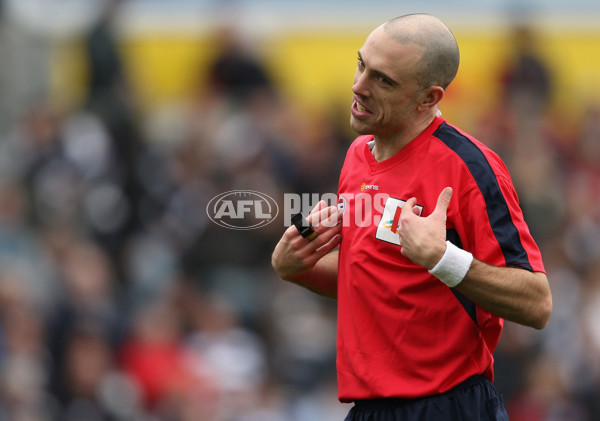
[0,3,599,421]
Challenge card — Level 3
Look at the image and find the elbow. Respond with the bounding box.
[531,292,553,330]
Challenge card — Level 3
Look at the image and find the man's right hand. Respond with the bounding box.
[271,200,343,282]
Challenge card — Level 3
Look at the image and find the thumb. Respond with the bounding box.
[433,187,453,216]
[402,197,419,217]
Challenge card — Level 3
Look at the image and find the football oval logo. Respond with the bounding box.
[206,190,279,230]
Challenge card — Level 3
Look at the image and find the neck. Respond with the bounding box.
[372,113,436,162]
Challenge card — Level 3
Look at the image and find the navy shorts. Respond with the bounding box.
[344,375,509,421]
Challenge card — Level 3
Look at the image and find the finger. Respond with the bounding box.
[401,197,418,219]
[309,200,328,216]
[292,221,342,254]
[320,206,344,228]
[308,234,342,264]
[309,217,343,246]
[290,206,342,243]
[308,205,341,228]
[311,226,343,253]
[433,187,453,216]
[283,223,303,241]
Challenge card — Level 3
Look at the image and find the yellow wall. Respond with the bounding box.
[50,27,600,125]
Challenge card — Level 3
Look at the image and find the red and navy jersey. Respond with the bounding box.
[336,116,545,402]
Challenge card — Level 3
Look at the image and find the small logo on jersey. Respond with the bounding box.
[361,183,379,191]
[337,195,347,215]
[376,197,423,245]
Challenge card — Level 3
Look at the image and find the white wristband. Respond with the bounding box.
[428,241,473,288]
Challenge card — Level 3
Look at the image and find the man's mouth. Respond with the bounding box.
[353,98,372,114]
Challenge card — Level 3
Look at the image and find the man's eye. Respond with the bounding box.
[378,75,391,85]
[357,58,365,68]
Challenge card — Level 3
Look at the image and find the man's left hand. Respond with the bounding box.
[397,187,453,270]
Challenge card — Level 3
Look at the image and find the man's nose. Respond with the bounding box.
[352,71,370,97]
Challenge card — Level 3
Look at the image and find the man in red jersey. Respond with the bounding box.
[272,13,552,421]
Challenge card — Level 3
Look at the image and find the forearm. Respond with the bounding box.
[284,250,339,299]
[454,259,552,329]
[397,187,552,329]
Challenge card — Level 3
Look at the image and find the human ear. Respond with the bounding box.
[419,86,444,110]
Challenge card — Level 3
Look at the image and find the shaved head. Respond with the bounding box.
[382,14,459,90]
